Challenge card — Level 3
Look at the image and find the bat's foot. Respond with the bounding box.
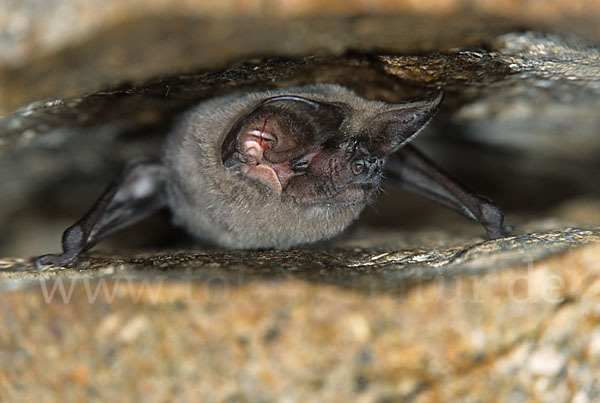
[34,224,86,270]
[478,198,511,240]
[486,226,513,240]
[34,253,79,270]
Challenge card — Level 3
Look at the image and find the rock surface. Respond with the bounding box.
[2,240,600,401]
[1,0,600,401]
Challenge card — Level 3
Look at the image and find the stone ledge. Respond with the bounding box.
[2,227,599,291]
[1,237,598,401]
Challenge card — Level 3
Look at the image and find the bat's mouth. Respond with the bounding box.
[239,129,295,196]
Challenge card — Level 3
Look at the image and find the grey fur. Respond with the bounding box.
[161,84,422,249]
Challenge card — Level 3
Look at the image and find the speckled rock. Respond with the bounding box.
[2,0,600,114]
[1,239,600,401]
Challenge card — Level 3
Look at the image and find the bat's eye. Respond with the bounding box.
[352,160,365,175]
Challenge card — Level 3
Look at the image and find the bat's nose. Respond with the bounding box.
[365,157,384,177]
[351,157,384,183]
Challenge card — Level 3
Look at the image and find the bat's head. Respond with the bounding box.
[221,89,443,206]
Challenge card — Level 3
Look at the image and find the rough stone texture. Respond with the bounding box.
[2,0,600,401]
[2,1,600,114]
[2,227,600,291]
[2,241,600,401]
[2,0,599,68]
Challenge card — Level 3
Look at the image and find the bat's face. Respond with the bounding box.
[221,92,441,207]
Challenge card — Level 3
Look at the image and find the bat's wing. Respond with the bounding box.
[385,144,509,239]
[35,160,167,269]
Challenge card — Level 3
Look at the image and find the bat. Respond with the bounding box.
[35,84,509,269]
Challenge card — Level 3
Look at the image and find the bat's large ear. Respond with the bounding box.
[221,95,346,165]
[369,90,444,155]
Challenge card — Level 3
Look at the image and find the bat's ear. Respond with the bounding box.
[369,90,444,155]
[222,95,346,165]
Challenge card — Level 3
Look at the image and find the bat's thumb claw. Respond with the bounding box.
[478,199,511,240]
[34,253,78,271]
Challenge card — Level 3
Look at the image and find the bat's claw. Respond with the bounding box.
[34,253,78,270]
[478,199,511,240]
[486,226,513,240]
[34,223,85,270]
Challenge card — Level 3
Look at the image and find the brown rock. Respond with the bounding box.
[1,241,599,400]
